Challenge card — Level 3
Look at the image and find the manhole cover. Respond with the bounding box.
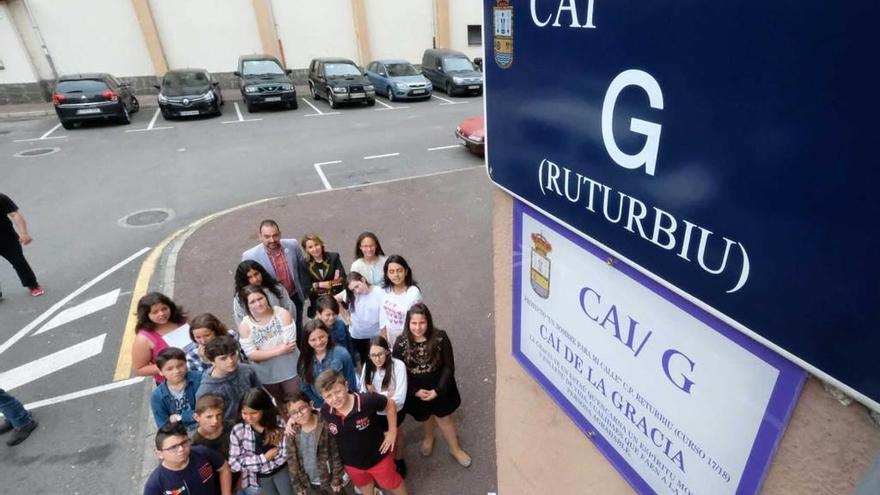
[119,208,174,227]
[14,147,60,158]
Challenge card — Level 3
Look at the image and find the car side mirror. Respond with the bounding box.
[380,71,387,77]
[474,57,483,71]
[233,71,241,77]
[152,84,161,90]
[437,65,443,72]
[285,69,293,75]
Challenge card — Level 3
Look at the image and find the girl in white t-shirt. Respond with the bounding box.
[336,271,383,365]
[380,254,422,347]
[349,231,387,287]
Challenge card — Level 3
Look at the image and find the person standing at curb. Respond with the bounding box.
[0,193,43,298]
[242,220,307,337]
[0,388,38,446]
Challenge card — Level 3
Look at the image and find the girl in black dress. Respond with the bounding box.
[392,303,471,467]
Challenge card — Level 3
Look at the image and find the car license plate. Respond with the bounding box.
[468,85,480,90]
[76,108,101,115]
[412,90,426,95]
[179,110,199,116]
[264,96,282,102]
[350,93,365,99]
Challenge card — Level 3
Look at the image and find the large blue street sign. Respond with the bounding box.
[484,1,880,407]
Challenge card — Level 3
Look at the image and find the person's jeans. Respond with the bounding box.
[0,388,33,428]
[0,242,38,289]
[258,468,294,495]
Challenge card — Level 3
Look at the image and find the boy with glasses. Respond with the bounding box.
[283,392,351,494]
[144,421,233,495]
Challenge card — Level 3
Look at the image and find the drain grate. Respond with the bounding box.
[14,147,60,158]
[119,208,174,227]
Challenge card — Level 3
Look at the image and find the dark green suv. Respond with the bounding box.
[308,58,375,108]
[234,54,298,112]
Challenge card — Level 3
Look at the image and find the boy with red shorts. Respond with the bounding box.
[316,369,407,495]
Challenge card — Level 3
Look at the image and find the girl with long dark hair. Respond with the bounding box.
[297,319,356,407]
[380,255,422,347]
[229,387,293,495]
[350,231,387,287]
[359,335,409,476]
[132,292,188,383]
[337,271,383,365]
[233,260,295,327]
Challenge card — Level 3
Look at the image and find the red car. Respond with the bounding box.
[455,115,485,156]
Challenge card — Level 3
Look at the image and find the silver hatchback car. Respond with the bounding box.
[365,59,433,101]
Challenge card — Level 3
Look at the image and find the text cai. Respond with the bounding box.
[579,286,696,395]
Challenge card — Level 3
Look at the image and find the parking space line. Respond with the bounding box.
[314,160,341,190]
[221,102,262,124]
[432,94,467,106]
[363,152,400,160]
[374,99,409,111]
[13,122,68,142]
[302,97,340,117]
[125,108,173,133]
[428,145,462,151]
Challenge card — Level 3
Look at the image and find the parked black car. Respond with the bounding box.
[308,58,375,108]
[234,54,298,112]
[52,73,139,129]
[154,69,223,119]
[421,49,483,96]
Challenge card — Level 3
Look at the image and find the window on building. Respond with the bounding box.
[468,25,482,46]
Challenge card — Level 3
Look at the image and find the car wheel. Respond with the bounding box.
[60,119,74,130]
[214,103,222,116]
[387,86,395,102]
[328,91,337,109]
[290,99,299,110]
[119,104,131,125]
[446,82,455,96]
[131,96,140,113]
[161,109,171,120]
[366,98,375,107]
[310,82,318,100]
[246,101,256,113]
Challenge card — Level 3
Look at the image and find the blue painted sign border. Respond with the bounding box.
[512,199,805,494]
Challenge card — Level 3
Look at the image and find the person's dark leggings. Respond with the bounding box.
[351,338,371,367]
[0,242,38,289]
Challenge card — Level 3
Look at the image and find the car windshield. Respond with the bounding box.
[443,58,474,72]
[163,72,209,89]
[242,60,285,76]
[56,80,108,94]
[385,63,419,77]
[325,63,362,77]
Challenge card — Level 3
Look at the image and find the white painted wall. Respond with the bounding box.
[151,0,263,74]
[363,0,433,64]
[26,0,154,76]
[6,0,53,80]
[0,3,38,83]
[449,0,485,61]
[272,0,359,69]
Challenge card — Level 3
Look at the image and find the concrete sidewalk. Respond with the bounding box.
[139,167,497,493]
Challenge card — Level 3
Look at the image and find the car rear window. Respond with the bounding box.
[56,80,109,93]
[242,60,285,76]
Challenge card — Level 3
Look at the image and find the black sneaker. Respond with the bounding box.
[6,419,37,446]
[0,419,12,435]
[395,459,408,479]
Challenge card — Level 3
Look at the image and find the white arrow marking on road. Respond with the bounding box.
[0,377,145,418]
[33,288,121,336]
[0,333,106,391]
[0,247,149,356]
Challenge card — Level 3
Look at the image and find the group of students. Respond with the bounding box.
[136,223,471,495]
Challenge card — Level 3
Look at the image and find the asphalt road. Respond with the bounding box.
[0,92,488,493]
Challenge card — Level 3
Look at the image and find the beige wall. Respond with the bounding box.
[150,0,262,73]
[0,2,38,83]
[492,189,880,494]
[363,0,433,64]
[26,0,153,76]
[449,0,483,61]
[271,0,360,68]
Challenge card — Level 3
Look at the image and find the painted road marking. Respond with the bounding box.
[298,164,484,197]
[364,152,400,160]
[374,99,409,111]
[432,94,467,106]
[302,97,340,117]
[314,160,342,190]
[13,122,68,142]
[0,248,149,356]
[221,102,262,124]
[0,334,106,391]
[16,377,145,413]
[34,289,120,336]
[126,108,172,132]
[428,145,462,151]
